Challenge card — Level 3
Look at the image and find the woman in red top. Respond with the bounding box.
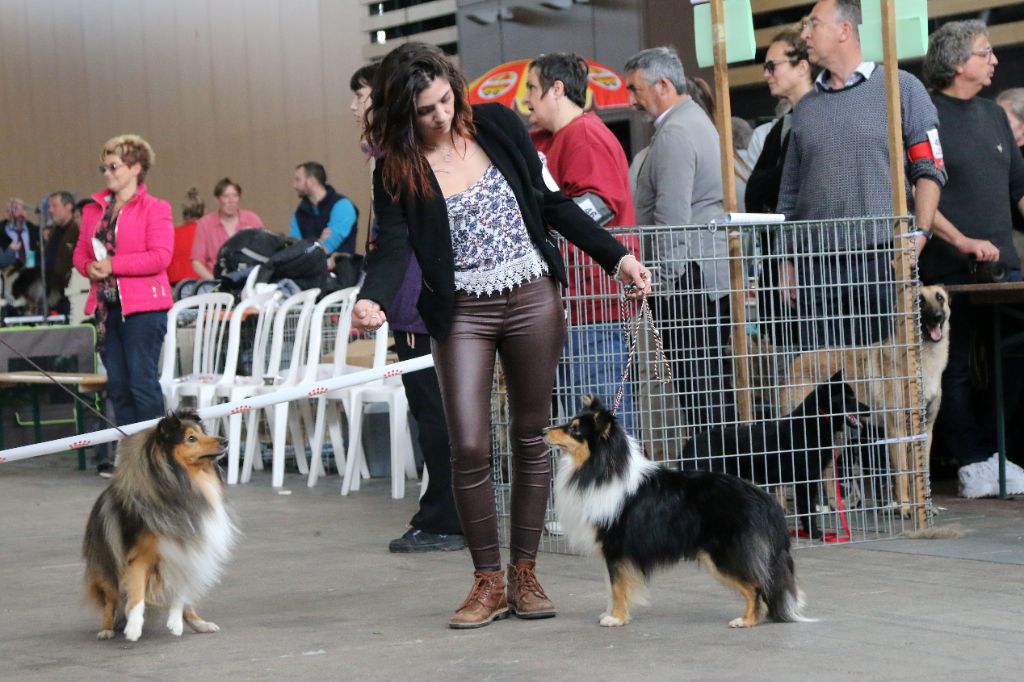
[166,187,203,285]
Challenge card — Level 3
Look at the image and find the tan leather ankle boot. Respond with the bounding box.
[506,560,556,619]
[448,569,509,629]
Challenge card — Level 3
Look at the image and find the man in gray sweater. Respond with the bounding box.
[626,46,731,428]
[777,0,946,347]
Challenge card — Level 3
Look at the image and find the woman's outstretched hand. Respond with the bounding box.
[352,299,388,332]
[616,255,650,300]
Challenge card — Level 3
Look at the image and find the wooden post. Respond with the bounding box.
[710,0,753,424]
[881,0,927,528]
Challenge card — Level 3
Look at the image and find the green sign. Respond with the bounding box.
[859,0,929,61]
[693,0,756,68]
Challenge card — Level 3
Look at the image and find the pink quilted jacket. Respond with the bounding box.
[73,184,174,316]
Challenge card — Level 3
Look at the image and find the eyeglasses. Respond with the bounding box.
[98,162,124,175]
[763,59,794,75]
[801,17,838,32]
[970,47,995,61]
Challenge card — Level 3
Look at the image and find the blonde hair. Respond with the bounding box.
[100,134,155,183]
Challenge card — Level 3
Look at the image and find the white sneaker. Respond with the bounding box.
[958,460,999,498]
[989,454,1024,495]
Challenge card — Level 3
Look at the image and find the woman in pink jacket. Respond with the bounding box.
[74,134,173,457]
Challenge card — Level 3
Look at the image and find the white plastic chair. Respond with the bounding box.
[199,288,280,484]
[159,293,235,409]
[240,288,321,487]
[175,289,278,415]
[301,286,366,487]
[341,322,420,499]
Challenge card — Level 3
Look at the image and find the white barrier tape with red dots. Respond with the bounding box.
[0,354,434,464]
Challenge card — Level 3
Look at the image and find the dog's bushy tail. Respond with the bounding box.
[765,551,816,623]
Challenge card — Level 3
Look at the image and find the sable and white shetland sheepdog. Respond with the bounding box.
[545,396,812,629]
[83,411,238,642]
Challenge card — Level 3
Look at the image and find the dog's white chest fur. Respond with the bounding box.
[158,481,238,603]
[554,438,655,554]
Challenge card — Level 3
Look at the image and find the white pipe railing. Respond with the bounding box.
[0,355,434,464]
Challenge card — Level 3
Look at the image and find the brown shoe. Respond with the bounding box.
[448,570,510,629]
[506,560,556,619]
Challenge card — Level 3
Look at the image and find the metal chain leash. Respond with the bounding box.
[611,291,672,414]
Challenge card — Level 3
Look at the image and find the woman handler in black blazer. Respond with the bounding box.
[353,43,649,629]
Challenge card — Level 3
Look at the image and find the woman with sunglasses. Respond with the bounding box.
[73,135,173,468]
[352,42,649,629]
[746,27,819,213]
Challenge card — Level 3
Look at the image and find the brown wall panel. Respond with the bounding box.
[0,0,369,251]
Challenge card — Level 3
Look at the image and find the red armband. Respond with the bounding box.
[907,129,945,170]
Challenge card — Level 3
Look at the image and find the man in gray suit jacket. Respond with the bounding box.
[625,46,733,429]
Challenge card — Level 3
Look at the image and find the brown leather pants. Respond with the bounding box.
[431,277,566,571]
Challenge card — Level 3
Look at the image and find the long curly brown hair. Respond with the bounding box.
[366,42,475,200]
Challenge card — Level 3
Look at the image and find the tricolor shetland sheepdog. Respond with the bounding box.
[546,396,812,628]
[83,411,238,642]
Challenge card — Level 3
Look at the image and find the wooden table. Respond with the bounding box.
[0,372,108,470]
[945,282,1024,498]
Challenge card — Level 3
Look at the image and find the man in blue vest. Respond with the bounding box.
[290,161,359,255]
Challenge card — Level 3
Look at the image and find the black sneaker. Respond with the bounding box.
[388,528,465,553]
[96,463,115,479]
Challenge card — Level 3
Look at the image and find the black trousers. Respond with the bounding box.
[933,270,1024,466]
[392,330,462,536]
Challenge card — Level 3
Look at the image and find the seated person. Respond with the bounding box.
[167,188,204,285]
[191,178,264,279]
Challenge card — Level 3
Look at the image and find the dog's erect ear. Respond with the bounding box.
[156,412,182,444]
[827,369,844,385]
[582,394,608,413]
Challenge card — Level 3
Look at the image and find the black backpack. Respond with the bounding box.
[257,238,340,297]
[214,230,286,280]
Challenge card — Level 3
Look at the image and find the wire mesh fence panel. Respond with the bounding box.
[493,219,930,553]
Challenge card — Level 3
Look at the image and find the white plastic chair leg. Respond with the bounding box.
[226,412,244,485]
[287,406,308,475]
[342,395,369,495]
[419,465,429,500]
[240,409,262,483]
[307,397,329,487]
[326,407,347,475]
[271,402,289,488]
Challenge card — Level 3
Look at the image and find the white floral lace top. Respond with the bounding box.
[446,163,549,296]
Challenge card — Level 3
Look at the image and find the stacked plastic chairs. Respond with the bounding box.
[301,287,365,487]
[159,292,235,409]
[240,288,321,487]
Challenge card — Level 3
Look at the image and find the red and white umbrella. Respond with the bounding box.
[467,58,630,114]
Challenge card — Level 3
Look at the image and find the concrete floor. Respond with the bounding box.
[2,455,1023,681]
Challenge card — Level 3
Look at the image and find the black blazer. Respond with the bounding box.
[360,103,628,340]
[745,115,789,214]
